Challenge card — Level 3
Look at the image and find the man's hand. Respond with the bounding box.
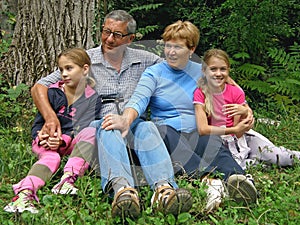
[40,116,62,138]
[31,83,62,139]
[102,114,130,138]
[37,116,62,144]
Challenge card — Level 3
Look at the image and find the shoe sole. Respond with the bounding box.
[52,188,78,195]
[164,188,193,215]
[227,174,257,204]
[111,198,140,219]
[205,193,222,213]
[4,206,39,214]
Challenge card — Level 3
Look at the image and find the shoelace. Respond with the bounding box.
[13,191,39,203]
[56,174,78,189]
[245,174,255,184]
[156,186,174,206]
[11,195,19,202]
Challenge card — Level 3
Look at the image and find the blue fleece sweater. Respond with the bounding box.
[125,60,203,132]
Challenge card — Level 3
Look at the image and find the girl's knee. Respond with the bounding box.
[74,127,96,144]
[37,151,61,172]
[39,150,60,159]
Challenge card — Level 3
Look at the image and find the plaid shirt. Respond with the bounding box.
[38,46,161,117]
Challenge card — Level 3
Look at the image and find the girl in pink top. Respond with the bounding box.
[194,49,300,169]
[193,49,251,168]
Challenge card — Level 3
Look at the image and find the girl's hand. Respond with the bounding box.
[38,132,50,149]
[39,139,50,149]
[47,132,62,150]
[38,132,49,141]
[223,104,248,117]
[235,118,252,134]
[38,131,62,150]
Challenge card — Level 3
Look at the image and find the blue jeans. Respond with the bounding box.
[90,118,177,191]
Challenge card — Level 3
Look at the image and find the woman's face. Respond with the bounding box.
[204,56,229,91]
[164,39,194,70]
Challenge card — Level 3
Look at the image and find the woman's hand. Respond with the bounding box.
[102,114,130,138]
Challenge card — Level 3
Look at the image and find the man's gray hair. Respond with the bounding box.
[104,10,137,34]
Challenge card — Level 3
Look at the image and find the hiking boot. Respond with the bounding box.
[151,185,193,215]
[111,187,140,218]
[51,173,78,195]
[202,178,225,213]
[4,190,39,214]
[227,174,257,204]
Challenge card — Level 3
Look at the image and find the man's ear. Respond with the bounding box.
[129,33,135,42]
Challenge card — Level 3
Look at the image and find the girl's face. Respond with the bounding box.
[164,39,195,70]
[204,56,229,91]
[58,55,89,89]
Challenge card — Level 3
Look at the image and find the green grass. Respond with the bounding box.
[0,113,299,224]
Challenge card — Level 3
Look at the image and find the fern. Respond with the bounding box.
[232,43,300,114]
[267,43,300,101]
[238,63,266,77]
[268,44,300,71]
[243,80,272,94]
[128,3,164,39]
[136,25,160,38]
[129,3,163,14]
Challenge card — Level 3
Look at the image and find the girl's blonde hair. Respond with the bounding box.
[198,49,230,117]
[57,47,96,88]
[161,20,200,50]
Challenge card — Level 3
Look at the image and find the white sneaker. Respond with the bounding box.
[51,173,78,195]
[4,190,39,214]
[202,178,225,212]
[227,174,257,204]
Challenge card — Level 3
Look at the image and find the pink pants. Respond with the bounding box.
[12,127,96,196]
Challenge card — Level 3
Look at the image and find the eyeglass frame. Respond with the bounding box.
[101,28,133,39]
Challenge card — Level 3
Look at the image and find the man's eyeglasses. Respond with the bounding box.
[102,28,132,39]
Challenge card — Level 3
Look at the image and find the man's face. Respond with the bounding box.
[101,18,134,55]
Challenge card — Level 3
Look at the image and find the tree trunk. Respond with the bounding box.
[0,0,102,87]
